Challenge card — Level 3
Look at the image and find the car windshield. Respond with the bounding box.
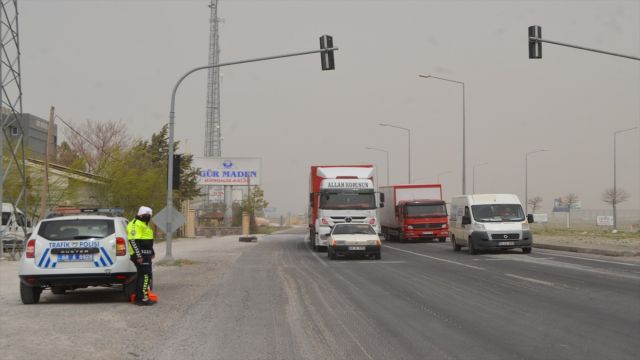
[37,219,115,240]
[319,190,376,210]
[471,204,525,222]
[332,224,376,235]
[405,204,447,218]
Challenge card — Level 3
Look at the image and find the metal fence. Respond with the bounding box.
[541,209,640,231]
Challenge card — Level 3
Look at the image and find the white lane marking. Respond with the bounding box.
[384,245,485,270]
[534,250,640,267]
[332,261,406,264]
[505,273,555,287]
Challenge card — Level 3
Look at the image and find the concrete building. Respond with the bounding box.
[4,111,57,160]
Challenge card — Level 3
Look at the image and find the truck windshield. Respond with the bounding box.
[405,204,447,218]
[471,204,525,222]
[319,190,376,210]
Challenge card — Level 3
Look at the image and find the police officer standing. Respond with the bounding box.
[127,206,156,306]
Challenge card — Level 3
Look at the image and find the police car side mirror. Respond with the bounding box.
[462,216,471,225]
[527,214,534,224]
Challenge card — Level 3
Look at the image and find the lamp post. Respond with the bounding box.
[162,42,338,263]
[418,74,466,194]
[525,149,547,215]
[613,127,637,229]
[379,123,411,183]
[365,147,390,185]
[472,162,488,194]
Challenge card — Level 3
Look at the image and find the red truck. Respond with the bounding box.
[379,184,449,242]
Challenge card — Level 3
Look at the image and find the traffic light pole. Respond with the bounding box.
[529,37,640,61]
[162,44,338,263]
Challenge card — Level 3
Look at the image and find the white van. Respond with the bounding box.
[2,202,31,252]
[449,194,533,254]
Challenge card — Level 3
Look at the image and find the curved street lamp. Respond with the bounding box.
[365,147,390,186]
[419,74,466,194]
[379,123,411,183]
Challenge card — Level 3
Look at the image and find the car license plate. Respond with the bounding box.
[57,254,94,262]
[422,231,433,235]
[348,246,365,251]
[498,241,515,246]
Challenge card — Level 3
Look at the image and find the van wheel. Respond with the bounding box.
[522,247,532,254]
[20,283,41,304]
[452,235,462,252]
[51,287,66,295]
[468,238,478,255]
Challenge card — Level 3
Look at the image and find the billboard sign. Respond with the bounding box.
[596,216,613,226]
[193,157,261,186]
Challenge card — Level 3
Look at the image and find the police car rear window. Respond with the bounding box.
[38,219,115,240]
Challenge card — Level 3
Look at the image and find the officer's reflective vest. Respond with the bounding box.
[127,219,154,256]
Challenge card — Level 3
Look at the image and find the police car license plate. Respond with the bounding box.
[57,254,94,262]
[348,246,366,251]
[498,241,515,246]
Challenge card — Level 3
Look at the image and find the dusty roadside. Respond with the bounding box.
[0,234,258,360]
[533,233,640,257]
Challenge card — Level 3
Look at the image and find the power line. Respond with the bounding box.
[54,114,116,162]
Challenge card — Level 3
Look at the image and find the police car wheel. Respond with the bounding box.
[20,282,41,304]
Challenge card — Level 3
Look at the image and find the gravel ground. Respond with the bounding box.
[0,234,256,360]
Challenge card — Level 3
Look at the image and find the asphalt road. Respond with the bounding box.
[147,228,640,360]
[2,228,638,360]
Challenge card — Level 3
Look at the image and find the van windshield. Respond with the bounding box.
[471,204,525,222]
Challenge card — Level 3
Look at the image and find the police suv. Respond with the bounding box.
[18,209,137,304]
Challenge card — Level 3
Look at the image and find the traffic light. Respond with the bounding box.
[172,154,182,190]
[320,35,335,70]
[529,25,542,59]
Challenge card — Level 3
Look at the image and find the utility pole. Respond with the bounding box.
[39,106,55,220]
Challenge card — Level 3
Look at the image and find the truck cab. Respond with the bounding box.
[309,166,382,251]
[394,199,448,242]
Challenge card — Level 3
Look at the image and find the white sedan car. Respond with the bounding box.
[327,223,381,260]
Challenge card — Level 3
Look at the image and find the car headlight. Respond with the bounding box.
[406,225,414,230]
[473,223,485,231]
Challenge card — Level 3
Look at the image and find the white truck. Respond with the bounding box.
[308,165,383,251]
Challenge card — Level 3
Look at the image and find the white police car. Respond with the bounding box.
[18,211,137,304]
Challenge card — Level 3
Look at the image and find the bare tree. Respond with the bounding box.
[61,119,131,173]
[527,196,543,214]
[602,188,630,206]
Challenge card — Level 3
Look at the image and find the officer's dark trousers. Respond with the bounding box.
[134,256,153,301]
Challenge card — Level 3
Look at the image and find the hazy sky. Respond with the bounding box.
[19,0,640,216]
